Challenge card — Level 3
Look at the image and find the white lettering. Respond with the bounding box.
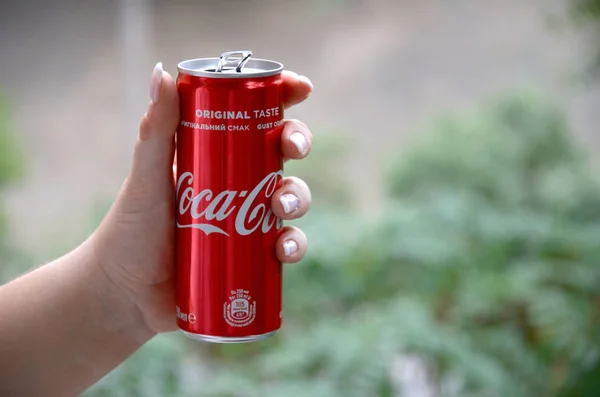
[195,110,252,120]
[180,121,226,131]
[176,306,197,324]
[191,189,212,218]
[193,108,279,120]
[204,191,237,220]
[227,125,250,131]
[235,171,280,235]
[261,208,277,233]
[176,170,284,236]
[257,122,273,130]
[253,107,279,118]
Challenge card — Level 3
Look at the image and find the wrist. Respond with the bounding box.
[82,238,157,345]
[0,238,157,395]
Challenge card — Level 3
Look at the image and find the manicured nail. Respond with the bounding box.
[283,240,298,256]
[150,62,163,104]
[280,193,299,214]
[290,132,307,155]
[298,75,313,91]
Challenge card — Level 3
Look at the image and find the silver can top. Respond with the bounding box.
[177,50,283,79]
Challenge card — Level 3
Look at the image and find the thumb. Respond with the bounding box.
[129,62,179,192]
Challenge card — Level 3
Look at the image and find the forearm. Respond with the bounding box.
[0,239,155,397]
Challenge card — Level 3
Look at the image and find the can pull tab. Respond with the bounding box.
[215,51,253,73]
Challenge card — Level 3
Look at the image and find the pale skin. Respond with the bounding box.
[0,64,314,397]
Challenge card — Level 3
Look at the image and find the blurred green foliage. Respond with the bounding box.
[571,0,600,75]
[0,93,27,282]
[85,91,600,397]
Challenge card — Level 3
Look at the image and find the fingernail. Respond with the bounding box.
[283,240,298,256]
[280,193,299,214]
[150,62,163,104]
[298,75,313,91]
[290,132,307,155]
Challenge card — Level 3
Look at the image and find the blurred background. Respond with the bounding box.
[2,0,600,396]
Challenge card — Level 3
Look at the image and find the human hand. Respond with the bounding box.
[91,63,314,335]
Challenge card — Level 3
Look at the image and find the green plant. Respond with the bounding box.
[0,92,27,283]
[382,91,600,396]
[86,91,600,397]
[570,0,600,76]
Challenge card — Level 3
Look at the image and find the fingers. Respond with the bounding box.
[131,62,179,183]
[282,71,313,109]
[139,63,180,142]
[271,177,311,220]
[276,226,308,263]
[281,119,313,161]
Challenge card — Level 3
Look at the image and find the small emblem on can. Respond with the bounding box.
[224,289,256,327]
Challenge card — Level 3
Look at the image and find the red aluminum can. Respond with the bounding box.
[175,51,285,343]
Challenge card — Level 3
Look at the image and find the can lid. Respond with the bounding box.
[177,50,283,78]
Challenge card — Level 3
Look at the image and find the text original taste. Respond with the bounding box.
[195,107,280,120]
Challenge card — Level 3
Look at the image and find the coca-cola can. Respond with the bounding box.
[175,51,285,343]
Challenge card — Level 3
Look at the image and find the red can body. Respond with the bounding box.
[175,52,285,343]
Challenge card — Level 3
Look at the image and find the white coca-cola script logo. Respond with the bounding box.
[176,171,284,237]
